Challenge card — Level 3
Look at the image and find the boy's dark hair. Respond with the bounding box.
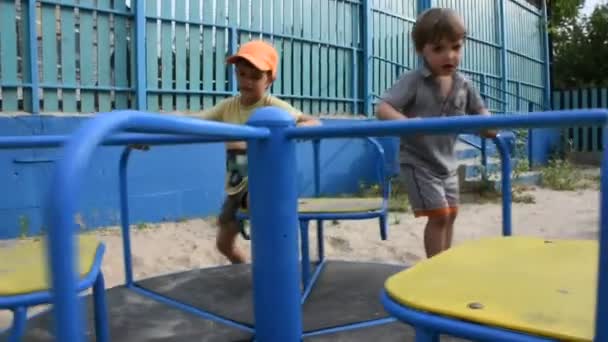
[411,8,466,51]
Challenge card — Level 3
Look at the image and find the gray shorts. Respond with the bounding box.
[400,164,459,218]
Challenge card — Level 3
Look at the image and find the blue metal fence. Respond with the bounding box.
[0,0,549,117]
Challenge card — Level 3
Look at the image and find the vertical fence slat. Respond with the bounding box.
[60,5,77,112]
[174,0,187,111]
[114,2,129,109]
[202,0,214,109]
[303,0,313,114]
[145,0,159,111]
[215,0,227,103]
[160,1,172,111]
[292,0,302,111]
[283,0,293,98]
[97,0,112,112]
[20,0,33,112]
[41,4,58,112]
[78,0,96,113]
[188,0,201,112]
[272,0,282,95]
[0,1,18,111]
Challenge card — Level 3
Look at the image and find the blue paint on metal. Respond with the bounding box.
[229,27,238,95]
[494,136,512,236]
[301,316,398,338]
[135,0,147,110]
[27,0,39,114]
[499,0,508,113]
[362,0,373,116]
[541,0,551,109]
[130,284,254,332]
[596,126,608,342]
[246,107,302,342]
[119,147,134,286]
[300,220,311,289]
[381,291,553,341]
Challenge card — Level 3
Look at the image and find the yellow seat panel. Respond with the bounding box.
[0,234,101,296]
[240,197,383,214]
[385,236,597,342]
[297,197,383,213]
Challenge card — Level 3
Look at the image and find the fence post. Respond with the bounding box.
[416,0,431,68]
[247,107,302,342]
[480,74,488,171]
[135,0,147,110]
[541,0,551,110]
[27,0,40,114]
[362,0,372,117]
[229,27,238,95]
[499,0,508,114]
[351,46,358,114]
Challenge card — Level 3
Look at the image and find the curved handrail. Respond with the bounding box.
[312,136,388,203]
[43,110,269,342]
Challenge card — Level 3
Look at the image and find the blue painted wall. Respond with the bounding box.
[0,116,399,239]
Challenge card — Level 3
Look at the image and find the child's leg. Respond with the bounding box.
[402,165,457,258]
[443,173,460,249]
[216,191,248,264]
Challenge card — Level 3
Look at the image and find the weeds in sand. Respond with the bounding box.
[358,178,410,212]
[539,157,581,191]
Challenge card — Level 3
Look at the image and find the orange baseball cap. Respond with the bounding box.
[226,40,279,80]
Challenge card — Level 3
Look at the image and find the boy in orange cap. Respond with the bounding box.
[199,40,320,263]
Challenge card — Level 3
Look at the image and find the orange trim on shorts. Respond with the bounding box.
[414,206,458,218]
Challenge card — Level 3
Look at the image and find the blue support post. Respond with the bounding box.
[27,0,40,114]
[494,136,512,236]
[499,0,508,113]
[119,147,134,286]
[246,107,302,341]
[229,27,238,95]
[595,126,608,341]
[541,0,551,110]
[362,0,373,117]
[135,0,147,110]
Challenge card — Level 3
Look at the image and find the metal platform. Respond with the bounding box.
[2,260,466,341]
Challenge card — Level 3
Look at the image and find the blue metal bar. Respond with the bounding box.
[381,291,551,342]
[300,220,311,290]
[499,0,508,113]
[135,0,147,110]
[494,136,512,236]
[362,0,373,116]
[510,0,543,16]
[246,108,302,341]
[301,259,327,303]
[27,0,40,114]
[351,47,358,114]
[8,307,26,342]
[43,111,269,341]
[595,126,608,341]
[466,35,501,49]
[480,74,488,169]
[119,148,134,286]
[39,0,134,17]
[415,327,439,342]
[130,285,254,332]
[0,82,135,92]
[371,55,412,70]
[313,140,321,196]
[541,0,551,110]
[302,317,397,338]
[0,133,240,149]
[286,110,608,140]
[370,7,416,24]
[229,27,238,95]
[507,48,545,65]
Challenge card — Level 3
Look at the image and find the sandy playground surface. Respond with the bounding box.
[0,184,601,330]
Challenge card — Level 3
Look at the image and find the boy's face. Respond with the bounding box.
[235,60,272,104]
[420,38,463,77]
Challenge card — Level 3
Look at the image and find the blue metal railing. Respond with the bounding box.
[38,107,608,341]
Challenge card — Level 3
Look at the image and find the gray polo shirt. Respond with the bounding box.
[381,66,486,177]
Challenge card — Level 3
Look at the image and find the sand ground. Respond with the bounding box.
[0,184,601,331]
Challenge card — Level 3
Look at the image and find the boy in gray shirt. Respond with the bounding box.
[376,7,496,258]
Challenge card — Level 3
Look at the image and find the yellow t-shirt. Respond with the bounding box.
[198,94,302,195]
[199,94,302,125]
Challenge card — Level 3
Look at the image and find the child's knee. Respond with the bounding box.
[427,214,452,228]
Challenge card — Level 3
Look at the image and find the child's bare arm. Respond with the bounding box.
[376,101,411,120]
[477,107,497,138]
